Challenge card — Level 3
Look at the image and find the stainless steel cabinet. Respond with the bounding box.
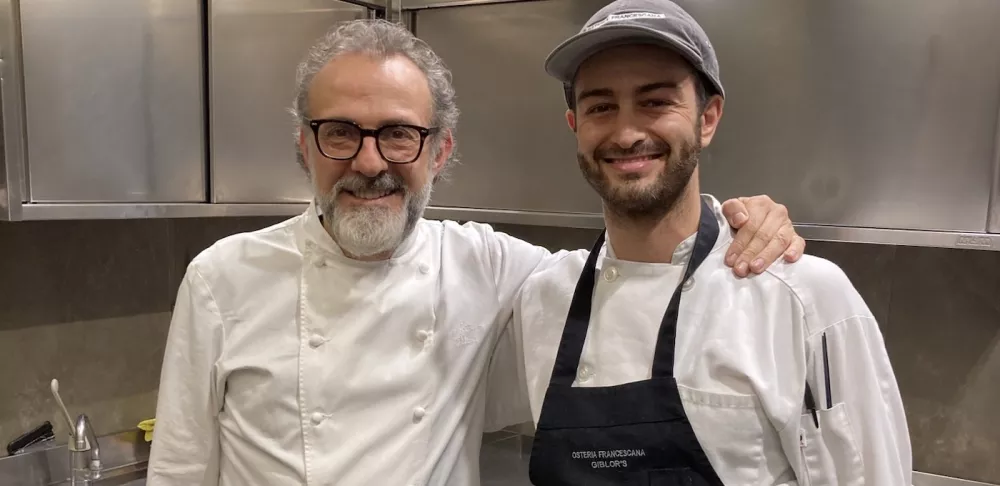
[20,0,206,202]
[991,112,1000,233]
[209,0,369,203]
[991,153,1000,233]
[416,0,1000,233]
[684,0,1000,233]
[418,0,605,214]
[403,0,513,7]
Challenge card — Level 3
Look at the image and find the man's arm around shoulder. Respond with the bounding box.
[147,261,225,486]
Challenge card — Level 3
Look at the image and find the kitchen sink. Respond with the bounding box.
[49,466,146,486]
[0,430,149,486]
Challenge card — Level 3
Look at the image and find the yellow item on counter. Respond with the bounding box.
[137,418,155,442]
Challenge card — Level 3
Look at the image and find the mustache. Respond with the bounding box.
[333,172,406,195]
[594,140,671,160]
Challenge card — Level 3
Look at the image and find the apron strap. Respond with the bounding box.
[549,230,607,386]
[651,198,720,377]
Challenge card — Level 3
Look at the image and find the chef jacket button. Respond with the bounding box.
[577,365,592,382]
[682,276,696,292]
[308,334,325,348]
[413,407,427,422]
[416,330,431,342]
[603,266,619,282]
[311,412,325,425]
[418,263,430,274]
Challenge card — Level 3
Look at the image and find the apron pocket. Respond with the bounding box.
[798,402,864,486]
[677,385,765,484]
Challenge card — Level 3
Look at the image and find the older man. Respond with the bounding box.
[148,19,805,486]
[514,1,912,485]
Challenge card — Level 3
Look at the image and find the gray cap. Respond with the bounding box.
[544,0,724,99]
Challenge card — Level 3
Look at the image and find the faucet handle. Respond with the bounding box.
[49,379,76,440]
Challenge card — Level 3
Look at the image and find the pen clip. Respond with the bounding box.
[822,332,833,409]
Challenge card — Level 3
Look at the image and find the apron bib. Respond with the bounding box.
[528,198,725,486]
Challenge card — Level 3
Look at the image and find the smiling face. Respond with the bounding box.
[567,44,722,222]
[298,52,452,259]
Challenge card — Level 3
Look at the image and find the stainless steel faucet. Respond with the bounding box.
[50,379,102,485]
[68,413,102,485]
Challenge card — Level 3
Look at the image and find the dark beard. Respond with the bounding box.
[577,136,701,223]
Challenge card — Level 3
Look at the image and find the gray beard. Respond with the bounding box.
[317,172,432,258]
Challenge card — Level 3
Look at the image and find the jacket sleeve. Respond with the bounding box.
[477,223,571,432]
[794,315,913,485]
[147,264,225,486]
[483,316,533,432]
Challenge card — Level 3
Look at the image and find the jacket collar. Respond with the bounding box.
[604,193,732,265]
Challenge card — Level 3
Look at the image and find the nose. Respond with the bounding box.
[609,116,647,150]
[351,137,388,177]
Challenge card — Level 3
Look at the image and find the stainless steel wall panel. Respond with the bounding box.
[684,0,1000,233]
[209,0,368,203]
[418,0,608,214]
[403,0,535,10]
[21,0,207,202]
[988,98,1000,233]
[417,0,1000,232]
[0,0,27,219]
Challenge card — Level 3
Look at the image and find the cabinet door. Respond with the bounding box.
[990,159,1000,233]
[417,0,1000,233]
[209,0,369,203]
[22,0,206,202]
[417,0,608,214]
[684,0,1000,232]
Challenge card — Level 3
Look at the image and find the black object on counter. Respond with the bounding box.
[5,421,55,456]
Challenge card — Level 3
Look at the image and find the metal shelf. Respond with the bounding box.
[424,206,1000,252]
[14,202,309,220]
[3,203,998,252]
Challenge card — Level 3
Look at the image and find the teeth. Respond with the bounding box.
[351,189,393,199]
[609,155,657,163]
[604,154,660,164]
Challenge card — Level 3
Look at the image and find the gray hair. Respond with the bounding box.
[290,19,460,180]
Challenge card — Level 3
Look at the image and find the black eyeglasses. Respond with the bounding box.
[307,118,438,164]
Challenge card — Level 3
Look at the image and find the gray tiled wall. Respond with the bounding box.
[1,218,998,483]
[0,216,284,448]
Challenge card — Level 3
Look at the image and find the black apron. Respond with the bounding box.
[528,198,725,486]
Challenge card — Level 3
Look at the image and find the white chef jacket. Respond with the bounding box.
[513,195,912,486]
[147,203,555,486]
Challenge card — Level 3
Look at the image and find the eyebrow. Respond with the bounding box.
[379,118,422,126]
[577,81,682,103]
[636,81,681,94]
[577,87,615,103]
[314,116,422,127]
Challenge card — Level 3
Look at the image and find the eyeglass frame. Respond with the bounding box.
[306,118,440,164]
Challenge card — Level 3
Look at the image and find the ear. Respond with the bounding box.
[298,128,311,170]
[431,129,454,174]
[565,109,577,132]
[699,95,724,147]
